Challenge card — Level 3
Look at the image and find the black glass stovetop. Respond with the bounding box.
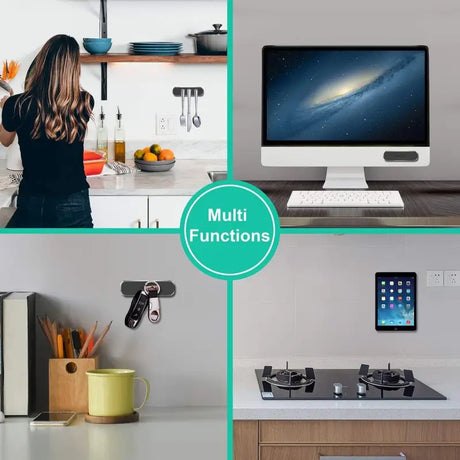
[255,368,447,400]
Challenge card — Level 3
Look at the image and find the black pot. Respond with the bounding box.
[188,24,227,55]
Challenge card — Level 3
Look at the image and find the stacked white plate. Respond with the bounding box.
[129,42,182,56]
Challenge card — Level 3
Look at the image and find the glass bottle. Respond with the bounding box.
[96,106,108,161]
[114,106,125,163]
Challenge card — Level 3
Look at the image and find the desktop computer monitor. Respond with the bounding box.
[261,46,430,189]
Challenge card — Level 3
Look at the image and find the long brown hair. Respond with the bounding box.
[19,34,92,143]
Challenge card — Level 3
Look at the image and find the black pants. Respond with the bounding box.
[6,189,93,228]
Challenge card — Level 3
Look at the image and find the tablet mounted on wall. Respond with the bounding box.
[375,272,416,331]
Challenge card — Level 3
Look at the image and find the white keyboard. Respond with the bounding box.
[287,190,404,208]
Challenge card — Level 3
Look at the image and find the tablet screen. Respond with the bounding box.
[375,272,416,331]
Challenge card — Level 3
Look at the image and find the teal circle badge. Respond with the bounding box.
[180,181,280,280]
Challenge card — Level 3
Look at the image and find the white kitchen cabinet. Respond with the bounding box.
[148,196,191,228]
[90,196,148,228]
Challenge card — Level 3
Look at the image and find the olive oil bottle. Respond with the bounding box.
[114,106,125,163]
[96,106,108,161]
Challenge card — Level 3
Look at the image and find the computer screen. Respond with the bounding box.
[262,46,429,146]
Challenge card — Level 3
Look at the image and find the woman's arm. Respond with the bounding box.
[0,94,16,147]
[0,124,15,147]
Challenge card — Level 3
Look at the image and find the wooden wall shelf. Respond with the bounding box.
[80,53,227,64]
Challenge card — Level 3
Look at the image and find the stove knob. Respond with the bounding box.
[333,383,343,395]
[357,383,367,396]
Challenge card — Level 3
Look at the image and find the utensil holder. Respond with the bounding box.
[49,357,98,413]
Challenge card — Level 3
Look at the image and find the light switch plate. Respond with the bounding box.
[427,270,443,287]
[444,270,460,287]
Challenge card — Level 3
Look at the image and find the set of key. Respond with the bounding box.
[124,281,161,329]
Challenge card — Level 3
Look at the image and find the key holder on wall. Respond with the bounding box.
[121,280,176,329]
[120,280,176,297]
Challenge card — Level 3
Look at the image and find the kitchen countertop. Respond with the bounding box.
[87,159,225,196]
[0,407,226,460]
[248,180,460,227]
[0,158,226,208]
[234,365,460,420]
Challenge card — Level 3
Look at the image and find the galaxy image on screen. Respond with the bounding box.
[264,48,427,143]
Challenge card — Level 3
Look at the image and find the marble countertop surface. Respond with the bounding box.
[0,406,226,460]
[86,158,225,196]
[234,360,460,420]
[0,156,226,206]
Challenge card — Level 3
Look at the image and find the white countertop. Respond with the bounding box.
[87,159,225,196]
[0,157,226,207]
[234,365,460,420]
[0,407,226,460]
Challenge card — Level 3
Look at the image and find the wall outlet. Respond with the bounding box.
[156,113,177,135]
[426,270,444,287]
[444,270,460,287]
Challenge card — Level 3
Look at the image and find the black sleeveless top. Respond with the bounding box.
[2,92,94,195]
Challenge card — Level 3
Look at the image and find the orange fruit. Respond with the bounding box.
[150,144,162,155]
[158,149,175,161]
[143,147,150,154]
[143,152,158,162]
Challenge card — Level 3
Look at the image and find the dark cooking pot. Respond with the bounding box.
[188,24,227,55]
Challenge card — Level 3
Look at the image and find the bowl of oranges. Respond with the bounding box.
[134,144,176,172]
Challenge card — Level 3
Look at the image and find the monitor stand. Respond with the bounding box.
[323,167,368,189]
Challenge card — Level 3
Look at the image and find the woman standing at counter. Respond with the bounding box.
[0,34,94,228]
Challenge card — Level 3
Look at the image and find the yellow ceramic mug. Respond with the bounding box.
[86,369,150,416]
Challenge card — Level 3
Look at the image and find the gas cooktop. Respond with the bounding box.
[255,362,446,400]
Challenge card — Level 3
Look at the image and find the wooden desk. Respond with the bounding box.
[248,181,460,227]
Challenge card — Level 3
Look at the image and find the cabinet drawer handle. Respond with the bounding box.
[319,456,406,459]
[151,219,160,229]
[137,219,142,228]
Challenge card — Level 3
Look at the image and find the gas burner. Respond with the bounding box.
[262,362,315,389]
[359,363,415,390]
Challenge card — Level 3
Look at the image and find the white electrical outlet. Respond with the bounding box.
[156,113,177,135]
[427,270,444,287]
[444,270,460,287]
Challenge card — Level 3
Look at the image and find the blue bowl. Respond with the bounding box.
[83,39,112,55]
[83,38,112,43]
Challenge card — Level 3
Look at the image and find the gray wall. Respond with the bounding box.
[234,234,460,361]
[234,0,460,181]
[0,234,226,410]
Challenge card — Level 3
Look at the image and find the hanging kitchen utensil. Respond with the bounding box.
[187,24,227,55]
[173,87,204,131]
[186,88,192,132]
[193,89,201,128]
[180,88,186,127]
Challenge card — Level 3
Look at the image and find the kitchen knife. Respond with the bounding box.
[186,88,191,132]
[0,78,12,94]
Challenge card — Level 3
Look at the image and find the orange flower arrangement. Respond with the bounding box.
[2,60,20,81]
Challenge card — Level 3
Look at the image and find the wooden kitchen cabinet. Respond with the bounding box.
[148,196,190,228]
[90,196,148,228]
[234,420,460,460]
[260,445,460,460]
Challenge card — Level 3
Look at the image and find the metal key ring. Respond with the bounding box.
[144,281,160,296]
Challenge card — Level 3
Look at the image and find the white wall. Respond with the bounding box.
[0,0,227,159]
[234,234,460,365]
[0,234,226,410]
[233,0,460,181]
